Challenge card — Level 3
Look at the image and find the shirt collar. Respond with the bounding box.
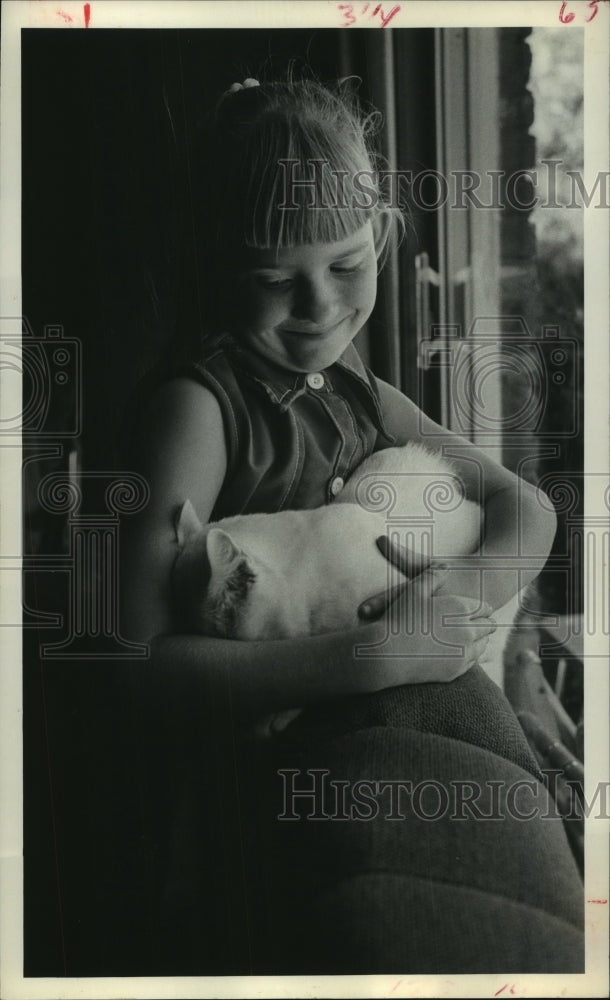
[202,335,394,441]
[210,335,369,396]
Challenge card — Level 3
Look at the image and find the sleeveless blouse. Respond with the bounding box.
[179,336,396,522]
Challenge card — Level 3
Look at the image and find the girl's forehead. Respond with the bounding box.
[239,223,374,268]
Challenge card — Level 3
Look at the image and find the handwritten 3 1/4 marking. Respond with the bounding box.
[559,0,606,23]
[338,3,401,28]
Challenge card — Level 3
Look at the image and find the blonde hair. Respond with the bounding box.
[191,78,403,329]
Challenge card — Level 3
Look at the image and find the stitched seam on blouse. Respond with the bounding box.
[318,393,363,474]
[276,407,302,511]
[243,371,303,406]
[340,394,361,470]
[331,363,395,444]
[367,369,398,443]
[277,376,305,405]
[316,395,348,496]
[247,374,283,404]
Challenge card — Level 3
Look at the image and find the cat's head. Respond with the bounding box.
[173,501,299,640]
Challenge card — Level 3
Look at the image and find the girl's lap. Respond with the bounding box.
[158,666,581,975]
[272,663,541,778]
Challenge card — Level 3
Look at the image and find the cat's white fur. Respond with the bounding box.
[173,443,521,692]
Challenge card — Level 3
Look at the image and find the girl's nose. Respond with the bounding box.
[292,276,336,326]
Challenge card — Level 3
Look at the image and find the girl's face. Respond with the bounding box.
[230,219,388,373]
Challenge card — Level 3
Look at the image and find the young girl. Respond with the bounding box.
[119,76,575,976]
[121,77,556,722]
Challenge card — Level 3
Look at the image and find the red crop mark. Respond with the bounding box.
[56,9,73,22]
[587,898,608,903]
[338,3,356,25]
[559,0,607,22]
[379,5,400,27]
[586,0,601,20]
[338,2,401,27]
[83,3,91,27]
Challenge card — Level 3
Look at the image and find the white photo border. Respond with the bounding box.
[1,2,608,998]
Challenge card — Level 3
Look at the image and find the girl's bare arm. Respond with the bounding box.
[373,380,558,611]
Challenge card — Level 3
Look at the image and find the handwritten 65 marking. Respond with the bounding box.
[559,0,608,23]
[338,3,401,28]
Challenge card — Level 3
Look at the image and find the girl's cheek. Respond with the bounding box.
[350,264,377,307]
[248,294,289,333]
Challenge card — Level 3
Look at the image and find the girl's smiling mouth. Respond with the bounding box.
[280,316,350,338]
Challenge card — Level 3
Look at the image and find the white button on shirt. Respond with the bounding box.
[330,476,344,496]
[306,372,325,390]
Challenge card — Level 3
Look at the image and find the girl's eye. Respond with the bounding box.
[256,276,293,290]
[330,262,362,275]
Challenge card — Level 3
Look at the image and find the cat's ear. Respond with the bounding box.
[204,533,256,639]
[175,500,203,548]
[206,527,243,570]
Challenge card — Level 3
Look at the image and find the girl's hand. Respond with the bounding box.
[357,561,497,685]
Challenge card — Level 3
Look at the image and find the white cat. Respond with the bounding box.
[172,443,520,695]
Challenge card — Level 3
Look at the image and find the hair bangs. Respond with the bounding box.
[198,77,403,290]
[235,109,379,252]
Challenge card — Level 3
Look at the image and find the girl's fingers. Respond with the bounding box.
[464,618,497,638]
[471,633,491,654]
[411,565,449,601]
[358,565,449,621]
[358,565,443,619]
[463,607,497,632]
[358,540,445,619]
[376,535,419,574]
[443,596,494,622]
[376,539,497,624]
[471,602,494,620]
[358,582,408,620]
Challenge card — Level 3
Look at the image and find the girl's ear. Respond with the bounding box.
[175,500,203,547]
[372,210,392,260]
